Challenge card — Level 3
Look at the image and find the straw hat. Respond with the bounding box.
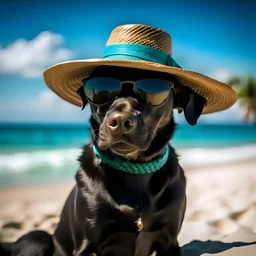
[43,24,237,114]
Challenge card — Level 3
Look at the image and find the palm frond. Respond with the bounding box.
[226,75,256,123]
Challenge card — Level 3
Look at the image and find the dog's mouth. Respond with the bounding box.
[97,137,142,159]
[109,145,140,160]
[110,142,140,157]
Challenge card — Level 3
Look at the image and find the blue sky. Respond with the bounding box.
[0,0,255,124]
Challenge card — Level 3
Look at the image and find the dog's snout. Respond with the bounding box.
[107,112,136,134]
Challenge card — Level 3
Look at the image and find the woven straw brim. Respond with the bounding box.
[43,58,238,114]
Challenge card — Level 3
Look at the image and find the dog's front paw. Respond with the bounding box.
[152,240,182,256]
[154,244,182,256]
[99,232,136,256]
[100,245,134,256]
[135,231,182,256]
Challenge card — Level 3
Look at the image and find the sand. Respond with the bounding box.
[0,160,255,255]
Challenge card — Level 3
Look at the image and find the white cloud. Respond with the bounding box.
[30,90,72,111]
[0,31,73,78]
[0,90,91,123]
[209,69,234,83]
[29,90,91,120]
[28,90,89,115]
[199,101,244,124]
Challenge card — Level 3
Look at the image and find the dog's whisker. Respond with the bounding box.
[92,134,101,145]
[93,134,99,141]
[94,128,100,133]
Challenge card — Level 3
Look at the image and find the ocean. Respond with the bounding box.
[0,123,256,188]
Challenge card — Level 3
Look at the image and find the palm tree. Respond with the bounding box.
[227,76,256,123]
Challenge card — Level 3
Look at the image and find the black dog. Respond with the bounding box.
[0,66,205,256]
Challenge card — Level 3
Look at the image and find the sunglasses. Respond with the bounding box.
[82,77,174,106]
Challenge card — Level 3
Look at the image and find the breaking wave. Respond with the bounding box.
[1,144,256,173]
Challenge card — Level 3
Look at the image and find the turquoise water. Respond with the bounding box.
[0,123,256,187]
[1,123,256,150]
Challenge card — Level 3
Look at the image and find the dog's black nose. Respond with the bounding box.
[107,112,136,134]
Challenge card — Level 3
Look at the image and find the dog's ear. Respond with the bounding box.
[173,85,206,126]
[184,91,206,126]
[77,86,88,110]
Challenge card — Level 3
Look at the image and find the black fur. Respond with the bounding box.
[0,66,205,256]
[0,231,54,256]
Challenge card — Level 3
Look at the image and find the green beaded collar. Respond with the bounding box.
[93,145,169,174]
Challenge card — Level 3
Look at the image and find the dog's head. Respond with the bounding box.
[77,66,206,161]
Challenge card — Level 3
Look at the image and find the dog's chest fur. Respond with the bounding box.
[105,169,154,209]
[76,165,157,230]
[76,144,182,234]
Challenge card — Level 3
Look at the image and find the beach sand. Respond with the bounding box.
[0,160,255,255]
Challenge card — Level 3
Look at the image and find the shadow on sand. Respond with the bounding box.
[182,240,256,256]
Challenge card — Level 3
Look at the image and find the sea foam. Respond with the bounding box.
[0,148,82,173]
[0,144,256,173]
[178,144,256,168]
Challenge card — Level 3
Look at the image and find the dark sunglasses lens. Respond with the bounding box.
[136,79,171,105]
[83,77,120,104]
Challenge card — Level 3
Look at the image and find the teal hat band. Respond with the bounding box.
[93,144,170,174]
[102,44,181,68]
